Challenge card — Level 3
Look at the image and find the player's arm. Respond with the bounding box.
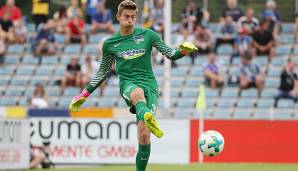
[149,29,197,60]
[69,43,114,112]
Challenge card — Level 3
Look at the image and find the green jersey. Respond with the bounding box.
[86,27,184,95]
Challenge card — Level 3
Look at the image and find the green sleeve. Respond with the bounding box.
[149,29,184,60]
[86,42,113,94]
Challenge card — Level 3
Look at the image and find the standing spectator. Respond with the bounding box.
[82,56,99,89]
[261,0,281,36]
[193,24,213,55]
[215,16,237,52]
[53,5,68,34]
[13,19,27,44]
[60,57,82,92]
[0,12,15,43]
[233,27,252,58]
[91,1,114,34]
[32,0,49,30]
[181,0,204,33]
[0,0,22,22]
[65,15,87,45]
[252,20,275,60]
[82,0,102,24]
[150,0,164,35]
[239,52,264,93]
[0,37,5,64]
[221,0,243,22]
[274,59,298,107]
[29,83,49,109]
[67,0,83,18]
[203,52,224,88]
[237,8,259,34]
[32,19,56,56]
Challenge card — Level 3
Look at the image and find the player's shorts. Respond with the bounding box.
[121,82,158,121]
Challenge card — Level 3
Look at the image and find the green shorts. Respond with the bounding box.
[121,83,158,120]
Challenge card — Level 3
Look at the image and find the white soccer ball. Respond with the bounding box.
[198,130,225,157]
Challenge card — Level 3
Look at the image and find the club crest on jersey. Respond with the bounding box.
[119,49,146,60]
[134,35,144,45]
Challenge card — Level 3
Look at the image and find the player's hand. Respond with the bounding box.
[69,89,90,112]
[179,42,198,55]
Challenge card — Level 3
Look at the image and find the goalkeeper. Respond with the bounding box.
[69,0,197,170]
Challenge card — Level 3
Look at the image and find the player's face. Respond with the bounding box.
[117,10,137,29]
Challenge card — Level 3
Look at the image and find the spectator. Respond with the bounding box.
[0,0,22,22]
[221,0,243,22]
[296,14,298,43]
[252,20,275,60]
[32,19,57,56]
[82,56,99,89]
[233,27,252,58]
[203,52,224,88]
[239,52,264,93]
[193,24,213,55]
[215,16,237,52]
[32,0,49,30]
[181,0,204,33]
[60,57,82,92]
[175,27,194,48]
[82,0,102,24]
[261,0,281,36]
[150,0,165,35]
[65,15,87,45]
[29,83,48,109]
[13,19,26,44]
[30,144,46,169]
[53,5,68,34]
[67,0,83,18]
[274,59,298,107]
[0,38,5,64]
[237,8,259,34]
[0,12,15,43]
[91,1,114,34]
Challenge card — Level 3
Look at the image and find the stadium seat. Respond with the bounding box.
[10,76,30,85]
[97,98,116,107]
[273,109,293,120]
[0,76,11,86]
[275,45,292,56]
[236,98,256,108]
[22,55,39,64]
[253,56,269,66]
[102,87,120,97]
[174,109,194,118]
[267,67,281,77]
[63,87,81,96]
[7,44,24,54]
[181,88,198,98]
[154,67,164,77]
[54,34,65,44]
[194,56,208,65]
[190,67,204,77]
[277,99,295,108]
[47,86,61,96]
[205,88,219,98]
[221,87,239,98]
[35,66,54,76]
[271,57,287,66]
[261,88,277,98]
[232,57,241,65]
[217,45,233,55]
[217,97,236,108]
[282,23,295,33]
[57,97,71,108]
[89,33,109,43]
[5,86,25,96]
[81,98,97,107]
[265,78,280,88]
[176,98,195,108]
[83,44,100,54]
[256,98,274,108]
[29,76,49,85]
[171,67,189,76]
[176,57,192,65]
[170,88,181,97]
[233,108,253,119]
[117,99,128,107]
[171,79,184,87]
[16,65,35,75]
[253,109,272,120]
[206,97,217,108]
[185,78,201,87]
[0,97,18,105]
[279,34,295,44]
[0,66,16,75]
[4,55,20,64]
[213,108,233,119]
[41,56,59,65]
[19,97,29,106]
[48,97,58,107]
[240,89,258,98]
[64,44,81,54]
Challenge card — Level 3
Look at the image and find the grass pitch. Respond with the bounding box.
[28,163,298,171]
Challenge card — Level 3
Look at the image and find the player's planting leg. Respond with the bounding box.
[136,122,151,171]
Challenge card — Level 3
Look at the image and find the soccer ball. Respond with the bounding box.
[198,130,225,157]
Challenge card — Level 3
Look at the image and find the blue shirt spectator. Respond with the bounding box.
[83,0,102,23]
[92,8,112,23]
[234,28,252,55]
[91,1,114,34]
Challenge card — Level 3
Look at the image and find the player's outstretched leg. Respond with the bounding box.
[130,88,164,138]
[136,122,151,171]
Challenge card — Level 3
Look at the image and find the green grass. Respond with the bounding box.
[27,163,298,171]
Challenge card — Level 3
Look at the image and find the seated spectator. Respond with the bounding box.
[239,52,264,93]
[82,0,102,24]
[29,83,48,109]
[221,0,243,22]
[233,27,252,58]
[203,52,224,88]
[215,16,236,52]
[32,19,57,56]
[193,24,213,55]
[67,0,83,18]
[261,0,281,36]
[252,20,275,60]
[180,0,204,33]
[60,57,82,92]
[32,0,49,30]
[65,15,87,45]
[13,19,26,44]
[274,59,298,107]
[0,12,15,43]
[237,8,259,34]
[0,0,22,22]
[175,27,194,48]
[53,5,68,34]
[91,1,114,34]
[150,0,165,35]
[82,56,99,88]
[0,38,5,64]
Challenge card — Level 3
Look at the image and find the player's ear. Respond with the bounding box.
[116,12,121,22]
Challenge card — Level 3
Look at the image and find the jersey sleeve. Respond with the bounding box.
[85,41,113,94]
[149,29,184,61]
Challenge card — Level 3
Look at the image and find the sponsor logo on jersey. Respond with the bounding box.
[134,35,144,45]
[119,49,146,60]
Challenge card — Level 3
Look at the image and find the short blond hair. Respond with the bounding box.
[117,0,138,15]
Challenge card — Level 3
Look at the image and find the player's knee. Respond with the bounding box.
[139,129,150,144]
[130,88,145,105]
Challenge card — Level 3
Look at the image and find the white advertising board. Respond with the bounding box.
[30,118,189,164]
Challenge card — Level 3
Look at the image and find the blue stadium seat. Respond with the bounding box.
[174,109,194,118]
[81,98,97,107]
[4,55,20,64]
[0,66,16,75]
[279,34,294,44]
[22,55,39,64]
[233,108,253,119]
[213,108,232,119]
[41,56,59,65]
[190,67,204,76]
[48,97,58,107]
[271,57,287,66]
[16,66,35,75]
[117,99,128,107]
[176,57,192,65]
[97,98,116,107]
[217,45,233,55]
[89,34,108,43]
[282,24,294,33]
[265,78,280,88]
[176,98,195,108]
[221,88,239,98]
[236,98,256,108]
[205,88,219,97]
[253,109,271,119]
[185,79,201,87]
[261,88,277,98]
[273,109,293,120]
[10,76,30,85]
[232,57,241,65]
[29,76,48,85]
[170,88,180,98]
[0,97,18,105]
[253,56,269,66]
[57,97,71,108]
[277,99,295,108]
[171,79,184,87]
[83,44,100,54]
[153,67,164,77]
[47,86,61,96]
[171,67,189,76]
[240,89,258,98]
[103,87,120,97]
[54,34,65,44]
[194,56,208,65]
[7,44,24,54]
[257,98,274,108]
[181,88,198,97]
[206,98,217,108]
[217,97,236,108]
[63,87,81,96]
[0,76,11,86]
[275,46,292,56]
[35,66,54,75]
[64,44,81,54]
[5,86,25,96]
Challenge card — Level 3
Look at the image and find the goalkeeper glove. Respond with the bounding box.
[69,89,90,112]
[179,42,198,55]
